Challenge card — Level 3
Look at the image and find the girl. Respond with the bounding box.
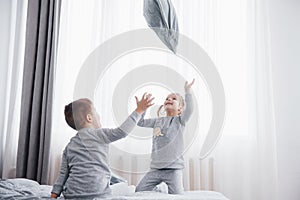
[135,79,195,194]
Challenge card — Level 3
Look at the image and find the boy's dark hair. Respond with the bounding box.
[64,98,93,130]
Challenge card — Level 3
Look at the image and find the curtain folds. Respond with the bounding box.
[0,0,28,179]
[252,0,278,198]
[212,0,278,199]
[16,0,61,184]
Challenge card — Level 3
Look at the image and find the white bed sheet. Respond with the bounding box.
[0,178,229,200]
[104,190,229,200]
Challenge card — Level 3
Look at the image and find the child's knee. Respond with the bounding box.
[167,183,184,194]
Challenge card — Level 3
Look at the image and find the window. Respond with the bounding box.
[49,0,250,183]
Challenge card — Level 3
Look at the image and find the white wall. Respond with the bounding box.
[269,0,300,199]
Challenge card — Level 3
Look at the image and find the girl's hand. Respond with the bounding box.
[184,79,195,93]
[135,93,155,114]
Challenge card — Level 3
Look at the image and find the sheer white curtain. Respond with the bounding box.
[49,0,209,184]
[0,0,28,178]
[212,0,278,199]
[49,0,279,199]
[48,0,148,184]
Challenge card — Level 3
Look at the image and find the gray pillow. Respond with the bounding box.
[144,0,179,53]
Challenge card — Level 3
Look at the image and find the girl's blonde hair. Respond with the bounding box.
[157,93,185,117]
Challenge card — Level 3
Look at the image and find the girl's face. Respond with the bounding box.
[164,93,182,115]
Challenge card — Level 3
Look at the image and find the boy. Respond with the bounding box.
[51,93,154,199]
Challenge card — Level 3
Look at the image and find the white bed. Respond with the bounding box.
[104,191,230,200]
[0,178,229,200]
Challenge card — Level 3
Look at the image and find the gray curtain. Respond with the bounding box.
[16,0,61,184]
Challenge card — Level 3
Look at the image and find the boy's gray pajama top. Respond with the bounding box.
[51,111,140,199]
[136,93,193,194]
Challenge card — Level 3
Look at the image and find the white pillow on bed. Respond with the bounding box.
[111,182,136,196]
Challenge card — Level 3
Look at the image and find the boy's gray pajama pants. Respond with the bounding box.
[135,169,183,194]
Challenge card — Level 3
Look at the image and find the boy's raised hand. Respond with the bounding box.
[135,93,154,114]
[184,79,195,93]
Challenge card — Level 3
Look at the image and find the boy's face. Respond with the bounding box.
[90,106,101,128]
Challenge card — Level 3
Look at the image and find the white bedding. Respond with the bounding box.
[104,191,230,200]
[0,178,229,200]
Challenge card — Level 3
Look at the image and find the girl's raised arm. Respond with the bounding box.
[180,79,195,124]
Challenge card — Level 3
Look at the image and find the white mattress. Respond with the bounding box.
[104,190,229,200]
[0,178,229,200]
